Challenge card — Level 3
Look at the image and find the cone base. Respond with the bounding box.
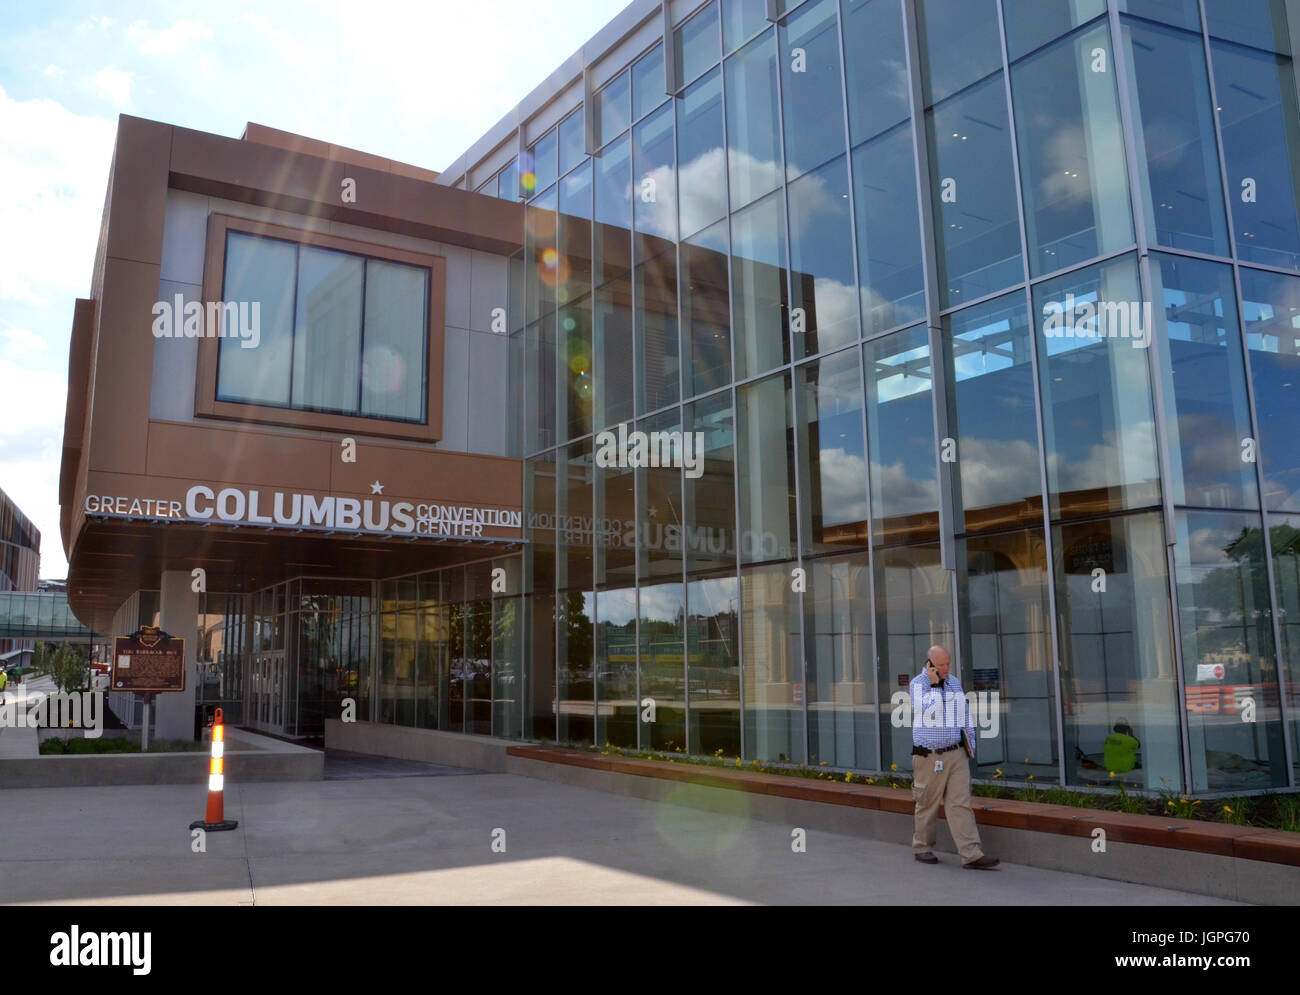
[189,819,239,831]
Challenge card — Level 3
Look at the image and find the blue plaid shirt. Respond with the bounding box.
[910,669,976,753]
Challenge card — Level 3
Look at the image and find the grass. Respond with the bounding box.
[569,742,1300,833]
[40,736,207,755]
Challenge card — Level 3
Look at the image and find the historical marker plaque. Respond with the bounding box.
[112,625,186,692]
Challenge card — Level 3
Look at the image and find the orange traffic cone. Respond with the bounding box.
[189,707,238,832]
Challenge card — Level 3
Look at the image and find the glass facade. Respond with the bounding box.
[295,0,1300,797]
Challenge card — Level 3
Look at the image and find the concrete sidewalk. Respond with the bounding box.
[0,772,1240,905]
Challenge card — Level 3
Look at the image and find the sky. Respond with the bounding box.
[0,0,630,579]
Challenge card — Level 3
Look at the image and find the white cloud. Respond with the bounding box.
[0,327,49,357]
[0,87,115,306]
[125,19,214,57]
[90,65,133,107]
[43,64,64,78]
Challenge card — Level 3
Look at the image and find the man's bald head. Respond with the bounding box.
[928,645,950,680]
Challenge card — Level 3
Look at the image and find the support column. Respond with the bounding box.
[155,570,199,741]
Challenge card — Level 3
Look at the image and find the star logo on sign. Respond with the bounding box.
[648,505,658,518]
[370,480,384,495]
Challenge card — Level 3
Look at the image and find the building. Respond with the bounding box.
[61,0,1300,795]
[0,485,43,666]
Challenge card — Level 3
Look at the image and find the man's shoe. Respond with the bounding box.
[963,855,999,869]
[914,852,938,864]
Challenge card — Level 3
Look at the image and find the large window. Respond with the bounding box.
[209,218,435,432]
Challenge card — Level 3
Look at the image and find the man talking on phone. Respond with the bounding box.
[910,644,998,869]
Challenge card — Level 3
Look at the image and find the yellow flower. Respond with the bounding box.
[734,757,741,767]
[1167,801,1174,807]
[866,777,874,784]
[1224,806,1233,813]
[891,763,898,771]
[820,761,829,766]
[1109,771,1116,777]
[1027,774,1034,781]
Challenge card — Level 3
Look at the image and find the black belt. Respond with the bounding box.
[912,743,961,757]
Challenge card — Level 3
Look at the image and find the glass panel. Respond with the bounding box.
[943,292,1043,533]
[677,68,727,239]
[632,42,666,121]
[497,158,519,201]
[529,592,556,740]
[722,0,768,53]
[636,407,685,580]
[1056,511,1180,790]
[1033,255,1162,520]
[560,440,595,594]
[1237,267,1300,511]
[593,134,632,287]
[805,550,875,769]
[866,325,940,546]
[526,186,557,324]
[634,245,680,414]
[875,543,953,771]
[633,102,677,252]
[1011,23,1134,276]
[1149,252,1257,509]
[842,0,910,145]
[1210,37,1300,269]
[593,276,634,430]
[557,589,595,745]
[927,74,1024,307]
[1121,17,1230,256]
[559,110,586,176]
[788,156,858,358]
[687,574,741,755]
[1271,512,1300,781]
[737,372,797,563]
[685,390,737,574]
[394,611,417,726]
[639,581,686,750]
[594,587,635,747]
[447,602,465,733]
[361,259,427,421]
[741,561,804,762]
[492,591,522,739]
[523,128,557,200]
[853,122,926,335]
[1175,509,1288,791]
[1003,0,1106,61]
[731,189,789,379]
[559,295,593,442]
[1205,0,1292,53]
[558,161,593,305]
[780,0,845,180]
[1119,0,1200,30]
[291,245,363,413]
[725,30,783,210]
[958,527,1058,783]
[915,0,1002,107]
[680,220,731,397]
[595,70,631,147]
[595,453,637,593]
[797,348,868,554]
[525,314,556,453]
[675,1,720,88]
[217,232,296,406]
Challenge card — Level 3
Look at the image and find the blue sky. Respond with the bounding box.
[0,0,629,578]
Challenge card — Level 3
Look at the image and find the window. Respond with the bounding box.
[199,215,443,440]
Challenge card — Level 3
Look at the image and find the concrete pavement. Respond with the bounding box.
[0,770,1240,905]
[0,676,49,759]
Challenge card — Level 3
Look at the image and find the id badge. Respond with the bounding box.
[934,759,943,773]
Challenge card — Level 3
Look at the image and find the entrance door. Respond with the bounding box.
[247,651,287,735]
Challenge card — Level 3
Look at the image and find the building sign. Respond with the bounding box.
[85,485,522,539]
[112,626,186,692]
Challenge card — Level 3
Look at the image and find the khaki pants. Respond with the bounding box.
[911,748,984,863]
